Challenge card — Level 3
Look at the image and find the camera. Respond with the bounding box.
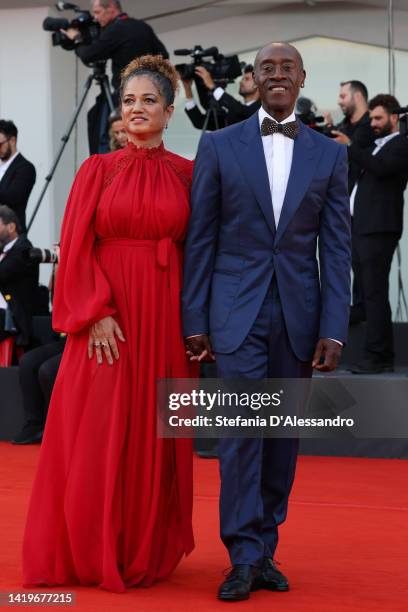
[43,2,100,51]
[296,97,324,131]
[394,105,408,137]
[174,45,242,85]
[28,248,59,265]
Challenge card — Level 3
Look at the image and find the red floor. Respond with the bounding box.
[1,442,407,611]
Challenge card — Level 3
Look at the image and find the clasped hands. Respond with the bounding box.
[88,316,125,365]
[185,335,342,372]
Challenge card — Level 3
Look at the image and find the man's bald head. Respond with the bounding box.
[253,42,306,120]
[255,42,304,71]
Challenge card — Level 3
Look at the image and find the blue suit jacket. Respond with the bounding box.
[182,113,351,361]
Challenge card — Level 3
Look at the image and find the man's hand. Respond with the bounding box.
[179,75,194,98]
[195,66,215,90]
[60,27,81,41]
[88,316,126,365]
[331,130,351,146]
[323,111,334,127]
[185,334,215,362]
[312,338,342,372]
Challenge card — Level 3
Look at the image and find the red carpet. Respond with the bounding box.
[1,441,407,611]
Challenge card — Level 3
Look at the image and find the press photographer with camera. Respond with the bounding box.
[182,63,260,129]
[176,45,243,131]
[0,206,39,349]
[59,0,168,152]
[334,94,408,374]
[13,244,66,446]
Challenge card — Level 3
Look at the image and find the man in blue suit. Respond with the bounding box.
[182,43,351,602]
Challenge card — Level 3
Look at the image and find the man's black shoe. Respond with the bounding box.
[218,564,261,601]
[351,360,394,374]
[12,427,43,445]
[253,558,289,591]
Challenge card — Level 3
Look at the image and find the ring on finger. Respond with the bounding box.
[94,341,101,347]
[101,341,109,348]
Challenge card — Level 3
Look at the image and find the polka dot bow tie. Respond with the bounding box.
[260,117,299,140]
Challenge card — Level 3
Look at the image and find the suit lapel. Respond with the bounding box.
[274,122,320,245]
[0,153,21,185]
[229,113,276,235]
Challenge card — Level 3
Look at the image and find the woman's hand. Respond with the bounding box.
[88,316,126,365]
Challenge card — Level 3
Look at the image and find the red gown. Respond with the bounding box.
[22,142,195,593]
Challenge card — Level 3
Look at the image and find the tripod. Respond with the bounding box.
[201,96,221,132]
[27,61,115,232]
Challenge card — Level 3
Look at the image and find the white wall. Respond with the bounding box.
[0,6,53,255]
[0,6,98,286]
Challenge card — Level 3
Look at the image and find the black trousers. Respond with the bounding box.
[352,232,399,363]
[18,339,66,428]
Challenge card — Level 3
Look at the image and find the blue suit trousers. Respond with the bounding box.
[216,281,312,566]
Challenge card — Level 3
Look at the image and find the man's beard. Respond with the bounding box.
[0,144,12,162]
[343,101,356,119]
[374,121,393,138]
[0,232,10,250]
[240,86,255,99]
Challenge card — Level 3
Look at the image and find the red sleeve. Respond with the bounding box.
[52,155,116,334]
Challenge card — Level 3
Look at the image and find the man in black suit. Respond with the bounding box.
[0,120,36,233]
[325,80,375,192]
[334,94,408,373]
[182,64,260,130]
[0,205,39,348]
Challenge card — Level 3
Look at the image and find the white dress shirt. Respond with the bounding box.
[0,237,18,310]
[0,151,18,183]
[349,131,399,216]
[258,106,295,228]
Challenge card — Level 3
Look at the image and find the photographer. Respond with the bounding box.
[0,120,36,233]
[62,0,168,151]
[325,80,375,191]
[0,206,39,348]
[334,94,408,374]
[13,245,66,446]
[182,64,260,130]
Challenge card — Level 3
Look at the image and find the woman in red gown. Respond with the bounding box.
[22,56,195,593]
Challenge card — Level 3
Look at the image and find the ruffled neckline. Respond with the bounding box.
[125,141,165,159]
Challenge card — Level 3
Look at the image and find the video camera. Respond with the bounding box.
[174,45,242,85]
[42,2,100,51]
[296,97,324,130]
[394,105,408,137]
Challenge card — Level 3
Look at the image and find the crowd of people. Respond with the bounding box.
[0,0,407,602]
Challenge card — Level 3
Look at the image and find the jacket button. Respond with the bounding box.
[273,247,280,255]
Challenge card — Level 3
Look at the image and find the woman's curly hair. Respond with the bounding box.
[120,55,179,106]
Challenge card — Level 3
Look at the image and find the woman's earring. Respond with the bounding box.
[301,83,305,88]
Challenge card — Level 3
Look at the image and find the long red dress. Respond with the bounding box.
[22,142,195,593]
